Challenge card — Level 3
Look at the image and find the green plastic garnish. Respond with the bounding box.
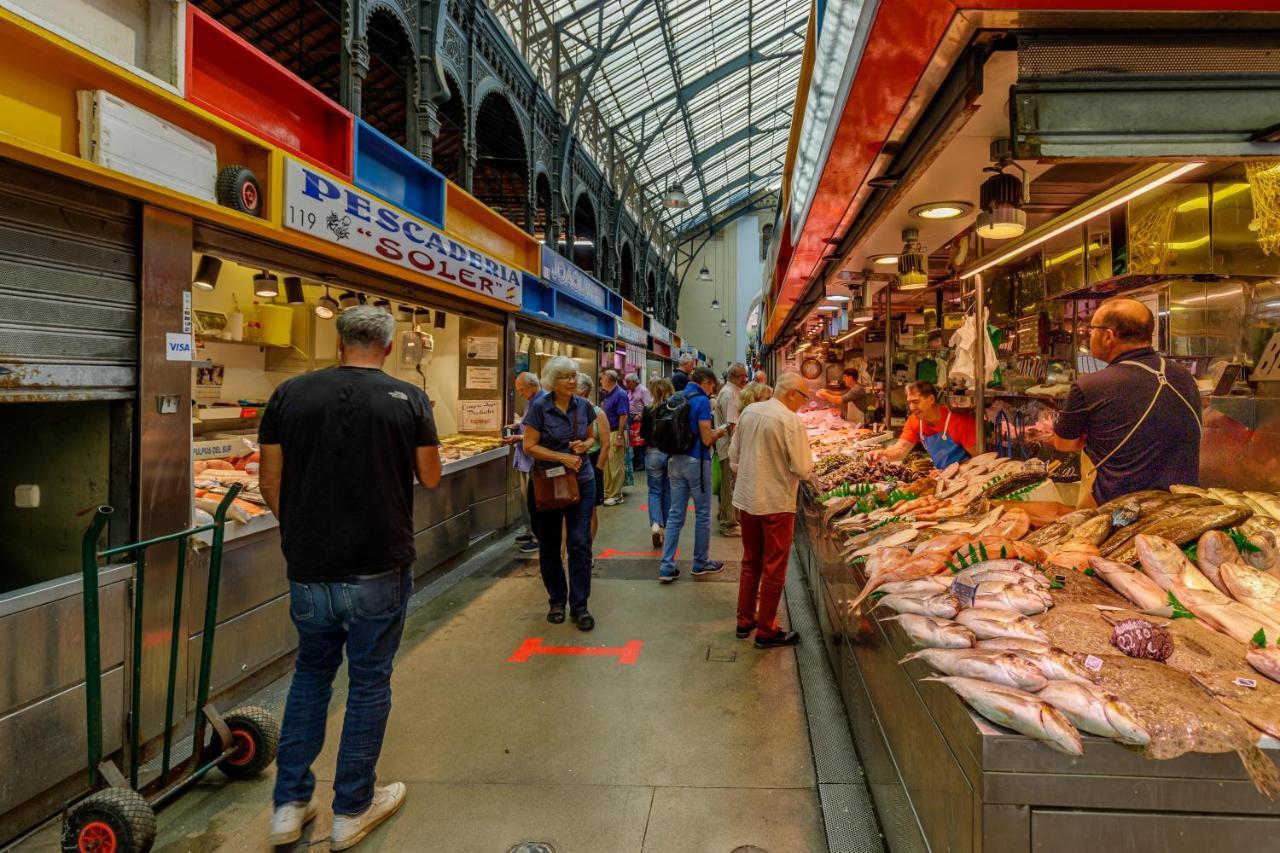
[1050,578,1065,590]
[1084,567,1096,577]
[1000,546,1007,559]
[1253,628,1267,648]
[1228,528,1263,554]
[1167,591,1196,620]
[870,591,888,601]
[1183,543,1198,563]
[978,542,989,561]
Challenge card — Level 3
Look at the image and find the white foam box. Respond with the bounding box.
[77,89,217,201]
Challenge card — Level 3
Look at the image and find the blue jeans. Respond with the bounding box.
[660,454,713,575]
[645,448,671,529]
[623,444,635,486]
[274,567,412,815]
[534,474,596,613]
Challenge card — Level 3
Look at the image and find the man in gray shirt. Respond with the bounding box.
[714,363,748,536]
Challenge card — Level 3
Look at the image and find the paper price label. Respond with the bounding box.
[544,466,566,478]
[1234,677,1258,689]
[951,581,977,608]
[1084,655,1104,673]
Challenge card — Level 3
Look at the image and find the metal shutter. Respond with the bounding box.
[0,160,138,400]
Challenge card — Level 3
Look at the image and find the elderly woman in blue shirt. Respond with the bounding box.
[522,355,607,630]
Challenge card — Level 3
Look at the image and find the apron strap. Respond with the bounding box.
[1090,358,1200,472]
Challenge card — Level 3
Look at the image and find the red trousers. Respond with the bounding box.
[737,510,796,635]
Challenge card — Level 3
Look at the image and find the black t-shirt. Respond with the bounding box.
[257,367,438,582]
[1054,348,1201,504]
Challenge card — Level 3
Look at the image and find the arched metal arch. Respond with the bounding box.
[360,0,417,48]
[471,80,530,142]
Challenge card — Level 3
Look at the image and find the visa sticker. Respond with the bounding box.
[1084,654,1104,673]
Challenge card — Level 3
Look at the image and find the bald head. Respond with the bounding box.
[1090,297,1154,361]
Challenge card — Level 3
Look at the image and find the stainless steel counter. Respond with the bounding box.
[794,499,1280,853]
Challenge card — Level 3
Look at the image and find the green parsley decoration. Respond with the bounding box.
[1167,591,1195,620]
[1253,628,1267,648]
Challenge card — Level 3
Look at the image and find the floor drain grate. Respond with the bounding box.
[506,843,556,853]
[706,647,738,662]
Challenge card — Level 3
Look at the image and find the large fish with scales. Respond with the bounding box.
[881,614,975,649]
[1037,681,1150,745]
[956,608,1050,642]
[1108,505,1253,566]
[849,552,949,612]
[900,648,1049,691]
[922,676,1083,755]
[1219,562,1280,624]
[1170,579,1280,648]
[1089,556,1172,615]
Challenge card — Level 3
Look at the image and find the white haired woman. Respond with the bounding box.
[522,356,603,630]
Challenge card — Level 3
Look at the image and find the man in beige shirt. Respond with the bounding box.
[728,372,814,648]
[714,362,748,536]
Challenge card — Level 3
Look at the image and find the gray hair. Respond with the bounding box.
[727,362,747,381]
[775,371,808,397]
[624,372,640,385]
[576,372,594,397]
[337,305,395,348]
[540,355,579,391]
[678,353,696,370]
[602,369,619,384]
[515,371,540,391]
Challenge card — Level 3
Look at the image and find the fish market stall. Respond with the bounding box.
[795,456,1280,852]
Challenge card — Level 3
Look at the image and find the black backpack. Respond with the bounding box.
[652,391,698,455]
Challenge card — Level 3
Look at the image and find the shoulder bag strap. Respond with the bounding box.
[1091,358,1199,472]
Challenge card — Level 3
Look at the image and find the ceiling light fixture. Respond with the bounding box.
[253,271,279,298]
[911,201,973,220]
[373,298,392,314]
[816,305,840,312]
[834,327,867,344]
[193,255,222,290]
[314,287,338,319]
[974,141,1028,240]
[961,162,1205,279]
[897,227,928,290]
[826,294,851,302]
[283,276,305,305]
[698,265,712,282]
[851,311,875,324]
[870,254,898,266]
[339,291,360,309]
[724,327,731,336]
[663,182,691,209]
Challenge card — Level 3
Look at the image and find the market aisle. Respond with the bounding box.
[28,472,825,852]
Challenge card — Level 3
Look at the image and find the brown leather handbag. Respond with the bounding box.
[532,405,582,510]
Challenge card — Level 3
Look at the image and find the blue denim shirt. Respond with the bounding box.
[523,393,596,483]
[512,389,547,473]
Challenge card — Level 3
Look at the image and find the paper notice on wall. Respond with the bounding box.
[465,336,499,360]
[458,399,501,431]
[466,365,498,390]
[182,291,192,333]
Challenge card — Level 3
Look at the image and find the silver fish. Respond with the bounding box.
[1006,647,1098,685]
[923,676,1084,755]
[1219,562,1280,624]
[955,608,1051,642]
[1247,647,1280,684]
[1197,530,1240,594]
[900,648,1049,691]
[880,614,976,649]
[1037,681,1150,746]
[969,584,1054,616]
[879,577,953,597]
[1089,556,1172,615]
[977,637,1053,655]
[1171,579,1280,647]
[875,593,960,619]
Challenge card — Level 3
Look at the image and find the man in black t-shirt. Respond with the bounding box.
[258,305,440,850]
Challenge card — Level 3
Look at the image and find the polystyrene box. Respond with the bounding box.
[77,89,218,202]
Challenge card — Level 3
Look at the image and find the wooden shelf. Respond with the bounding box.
[195,334,289,349]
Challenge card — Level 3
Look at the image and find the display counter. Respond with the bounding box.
[792,497,1280,853]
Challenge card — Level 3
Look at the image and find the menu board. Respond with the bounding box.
[458,399,501,431]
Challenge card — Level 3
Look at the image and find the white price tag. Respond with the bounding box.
[1084,654,1104,673]
[1234,677,1258,689]
[544,466,566,478]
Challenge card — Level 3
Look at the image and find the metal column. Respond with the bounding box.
[974,273,986,455]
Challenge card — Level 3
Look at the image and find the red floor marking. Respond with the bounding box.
[507,637,644,665]
[596,547,674,558]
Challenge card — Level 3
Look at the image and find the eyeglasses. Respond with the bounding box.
[794,389,809,400]
[1087,324,1113,332]
[555,373,577,382]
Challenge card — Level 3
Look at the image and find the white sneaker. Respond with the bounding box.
[268,796,319,846]
[604,497,624,506]
[651,523,662,548]
[330,783,407,850]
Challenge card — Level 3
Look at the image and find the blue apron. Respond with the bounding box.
[921,409,970,469]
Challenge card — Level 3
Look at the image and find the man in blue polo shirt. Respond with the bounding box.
[659,366,729,582]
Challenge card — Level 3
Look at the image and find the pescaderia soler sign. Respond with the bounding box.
[540,244,608,310]
[283,158,522,307]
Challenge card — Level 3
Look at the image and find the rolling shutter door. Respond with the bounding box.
[0,160,139,400]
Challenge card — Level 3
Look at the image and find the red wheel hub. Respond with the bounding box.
[241,182,258,210]
[226,728,256,766]
[78,821,116,853]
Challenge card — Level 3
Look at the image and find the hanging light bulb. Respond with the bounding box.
[193,255,222,290]
[897,227,928,290]
[710,297,720,310]
[663,182,690,209]
[283,276,305,305]
[698,265,712,281]
[314,287,337,319]
[719,316,727,326]
[253,271,279,298]
[724,327,732,336]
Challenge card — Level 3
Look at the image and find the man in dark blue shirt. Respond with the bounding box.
[1053,297,1201,505]
[659,366,729,582]
[670,354,695,392]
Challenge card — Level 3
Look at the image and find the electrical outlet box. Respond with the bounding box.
[15,484,40,508]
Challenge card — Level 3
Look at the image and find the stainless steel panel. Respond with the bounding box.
[469,457,508,502]
[0,578,127,712]
[136,206,195,741]
[469,494,507,538]
[412,513,471,578]
[187,531,288,629]
[0,666,124,817]
[985,768,1280,815]
[839,636,898,787]
[186,596,293,702]
[412,474,468,532]
[1030,809,1278,853]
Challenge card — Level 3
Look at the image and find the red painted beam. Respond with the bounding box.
[769,0,1280,343]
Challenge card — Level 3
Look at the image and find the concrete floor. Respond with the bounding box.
[21,474,826,852]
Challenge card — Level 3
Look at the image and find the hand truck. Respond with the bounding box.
[62,484,280,852]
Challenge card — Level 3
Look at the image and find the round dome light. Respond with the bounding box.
[911,201,973,220]
[870,254,899,266]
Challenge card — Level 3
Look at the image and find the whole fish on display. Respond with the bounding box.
[1108,505,1253,566]
[922,676,1084,755]
[1190,670,1280,739]
[875,592,961,619]
[881,613,976,649]
[1036,681,1150,745]
[955,608,1050,642]
[1135,534,1219,594]
[1066,514,1114,547]
[1219,562,1280,624]
[1089,556,1172,615]
[1024,508,1099,549]
[1004,646,1099,685]
[977,637,1053,655]
[1197,530,1242,594]
[900,648,1049,691]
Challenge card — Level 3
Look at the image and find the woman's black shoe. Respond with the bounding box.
[753,629,799,649]
[736,622,757,639]
[572,611,595,631]
[547,606,566,624]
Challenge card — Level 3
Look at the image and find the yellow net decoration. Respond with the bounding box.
[1128,192,1180,274]
[1246,161,1280,256]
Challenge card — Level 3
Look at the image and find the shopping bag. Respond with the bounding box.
[712,456,722,496]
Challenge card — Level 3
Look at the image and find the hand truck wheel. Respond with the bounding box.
[216,705,280,780]
[61,787,156,853]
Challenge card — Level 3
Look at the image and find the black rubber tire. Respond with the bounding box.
[61,787,156,853]
[215,165,262,216]
[218,705,279,780]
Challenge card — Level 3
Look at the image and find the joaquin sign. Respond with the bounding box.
[283,158,522,306]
